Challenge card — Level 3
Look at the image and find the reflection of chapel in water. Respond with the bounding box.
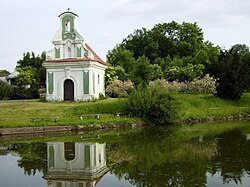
[43,142,108,187]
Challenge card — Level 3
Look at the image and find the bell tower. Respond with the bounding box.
[59,10,77,41]
[46,9,90,60]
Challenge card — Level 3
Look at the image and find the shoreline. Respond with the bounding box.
[1,115,249,137]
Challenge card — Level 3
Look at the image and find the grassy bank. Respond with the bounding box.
[0,93,249,128]
[0,98,137,128]
[176,93,250,120]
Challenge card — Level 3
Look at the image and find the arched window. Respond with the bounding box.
[65,20,70,32]
[64,142,75,161]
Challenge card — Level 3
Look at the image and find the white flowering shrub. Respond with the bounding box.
[149,79,186,92]
[185,74,218,94]
[105,80,134,98]
[149,74,218,94]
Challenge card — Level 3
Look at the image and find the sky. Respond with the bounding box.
[1,0,250,72]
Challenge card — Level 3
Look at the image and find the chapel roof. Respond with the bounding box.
[47,43,107,66]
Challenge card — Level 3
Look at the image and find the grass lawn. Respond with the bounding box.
[0,93,249,128]
[175,93,250,120]
[0,98,138,128]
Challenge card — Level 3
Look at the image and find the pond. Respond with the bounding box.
[0,120,250,187]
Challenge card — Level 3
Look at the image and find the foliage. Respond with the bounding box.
[0,70,10,74]
[105,80,134,98]
[184,74,218,94]
[208,44,250,100]
[130,56,152,86]
[10,86,40,100]
[0,81,12,100]
[165,63,205,82]
[149,74,218,94]
[121,21,205,62]
[105,65,128,86]
[106,21,217,86]
[126,83,179,125]
[15,66,38,86]
[16,143,47,175]
[16,52,46,87]
[107,45,135,73]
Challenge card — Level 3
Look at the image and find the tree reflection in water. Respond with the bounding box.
[4,121,250,187]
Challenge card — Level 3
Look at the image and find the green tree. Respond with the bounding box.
[107,21,217,84]
[106,45,135,73]
[165,63,205,82]
[122,21,205,62]
[105,65,128,86]
[150,64,164,80]
[15,66,38,86]
[209,44,250,100]
[131,56,152,86]
[0,81,12,100]
[16,52,46,87]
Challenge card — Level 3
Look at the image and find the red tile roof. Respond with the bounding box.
[85,43,106,65]
[47,43,107,66]
[0,74,10,77]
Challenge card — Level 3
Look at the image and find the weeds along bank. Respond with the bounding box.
[0,92,249,128]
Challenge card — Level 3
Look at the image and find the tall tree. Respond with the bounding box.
[209,44,250,100]
[121,21,205,62]
[131,56,152,86]
[106,21,219,84]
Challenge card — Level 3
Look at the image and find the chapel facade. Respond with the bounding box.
[43,11,107,101]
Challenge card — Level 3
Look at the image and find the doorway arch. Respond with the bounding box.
[64,79,74,101]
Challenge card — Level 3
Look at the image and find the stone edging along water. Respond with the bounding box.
[0,123,145,136]
[181,114,250,124]
[0,115,249,136]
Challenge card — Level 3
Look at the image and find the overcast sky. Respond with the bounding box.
[1,0,250,72]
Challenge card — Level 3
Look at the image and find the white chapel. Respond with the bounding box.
[43,10,107,101]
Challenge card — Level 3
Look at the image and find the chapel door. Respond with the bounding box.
[64,79,74,101]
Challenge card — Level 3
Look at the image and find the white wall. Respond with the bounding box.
[45,61,106,102]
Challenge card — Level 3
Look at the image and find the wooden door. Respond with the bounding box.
[64,79,74,101]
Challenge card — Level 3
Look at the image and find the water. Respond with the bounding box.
[0,120,250,187]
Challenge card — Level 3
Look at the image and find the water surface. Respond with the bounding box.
[0,120,250,187]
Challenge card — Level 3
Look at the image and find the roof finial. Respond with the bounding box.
[67,8,70,11]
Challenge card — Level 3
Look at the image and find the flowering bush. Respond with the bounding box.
[185,74,218,94]
[149,79,186,92]
[149,74,218,94]
[105,80,134,98]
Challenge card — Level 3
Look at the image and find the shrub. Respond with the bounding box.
[149,79,186,92]
[106,80,134,98]
[126,83,179,125]
[10,86,40,100]
[185,74,218,94]
[149,74,218,94]
[0,81,12,100]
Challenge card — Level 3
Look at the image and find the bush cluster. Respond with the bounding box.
[126,83,179,125]
[0,81,12,100]
[185,74,218,94]
[106,80,134,98]
[10,86,40,100]
[149,74,218,94]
